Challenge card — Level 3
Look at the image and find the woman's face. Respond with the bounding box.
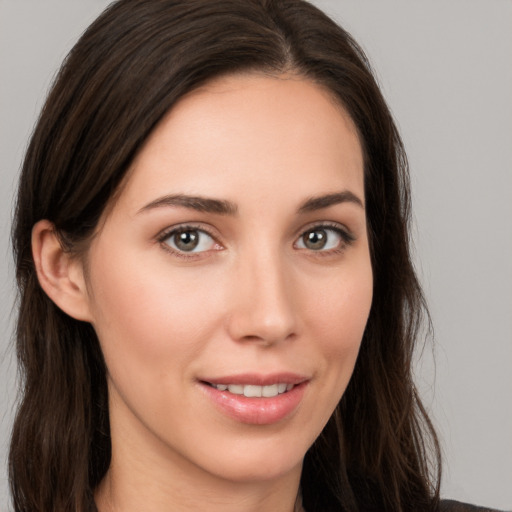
[83,74,373,485]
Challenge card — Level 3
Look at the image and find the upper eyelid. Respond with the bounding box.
[156,222,219,242]
[294,220,355,240]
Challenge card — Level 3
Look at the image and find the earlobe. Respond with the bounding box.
[31,220,93,322]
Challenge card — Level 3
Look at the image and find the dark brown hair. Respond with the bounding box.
[10,0,440,511]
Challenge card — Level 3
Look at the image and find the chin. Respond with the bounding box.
[196,430,312,484]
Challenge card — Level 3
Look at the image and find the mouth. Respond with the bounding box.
[199,374,308,424]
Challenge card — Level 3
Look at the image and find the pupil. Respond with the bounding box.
[305,230,326,250]
[175,230,199,251]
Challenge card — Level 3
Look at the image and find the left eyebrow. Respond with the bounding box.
[137,194,238,215]
[297,191,364,213]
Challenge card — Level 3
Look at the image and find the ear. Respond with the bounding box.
[32,220,93,322]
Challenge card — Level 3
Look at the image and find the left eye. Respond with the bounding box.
[163,228,217,253]
[296,227,346,251]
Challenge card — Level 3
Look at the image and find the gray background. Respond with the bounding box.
[1,1,511,510]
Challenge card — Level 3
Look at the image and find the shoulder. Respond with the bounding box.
[440,499,508,512]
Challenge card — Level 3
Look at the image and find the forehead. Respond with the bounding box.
[120,73,364,211]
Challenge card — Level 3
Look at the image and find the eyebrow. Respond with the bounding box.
[138,194,238,215]
[297,191,364,212]
[138,190,363,216]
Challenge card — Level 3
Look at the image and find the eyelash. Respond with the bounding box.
[156,222,355,260]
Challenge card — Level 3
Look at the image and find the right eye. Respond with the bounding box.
[161,227,218,254]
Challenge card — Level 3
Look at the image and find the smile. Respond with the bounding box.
[207,383,294,397]
[200,374,309,424]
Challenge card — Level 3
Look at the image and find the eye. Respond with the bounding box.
[295,225,353,252]
[161,227,218,254]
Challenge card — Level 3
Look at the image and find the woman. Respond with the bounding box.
[7,0,503,511]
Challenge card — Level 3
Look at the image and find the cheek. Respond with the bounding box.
[307,264,372,350]
[303,259,373,397]
[86,246,225,379]
[288,260,372,444]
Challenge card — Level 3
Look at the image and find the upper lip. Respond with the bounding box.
[200,372,309,386]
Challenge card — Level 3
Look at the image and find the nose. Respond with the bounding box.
[225,248,298,346]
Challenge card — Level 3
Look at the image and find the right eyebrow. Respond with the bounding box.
[137,194,238,216]
[297,190,364,213]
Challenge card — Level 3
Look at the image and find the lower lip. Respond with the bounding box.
[200,382,307,425]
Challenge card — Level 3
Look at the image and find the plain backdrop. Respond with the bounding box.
[1,1,511,510]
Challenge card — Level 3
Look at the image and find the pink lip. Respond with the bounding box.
[203,372,308,386]
[198,373,309,425]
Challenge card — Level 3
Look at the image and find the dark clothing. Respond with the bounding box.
[440,500,508,512]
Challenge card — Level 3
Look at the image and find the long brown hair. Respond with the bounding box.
[10,0,441,510]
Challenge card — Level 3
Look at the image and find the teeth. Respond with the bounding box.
[262,384,278,397]
[244,385,262,397]
[213,383,294,397]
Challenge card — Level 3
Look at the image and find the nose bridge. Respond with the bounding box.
[227,241,297,344]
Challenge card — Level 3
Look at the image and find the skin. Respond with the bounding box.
[33,74,373,512]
